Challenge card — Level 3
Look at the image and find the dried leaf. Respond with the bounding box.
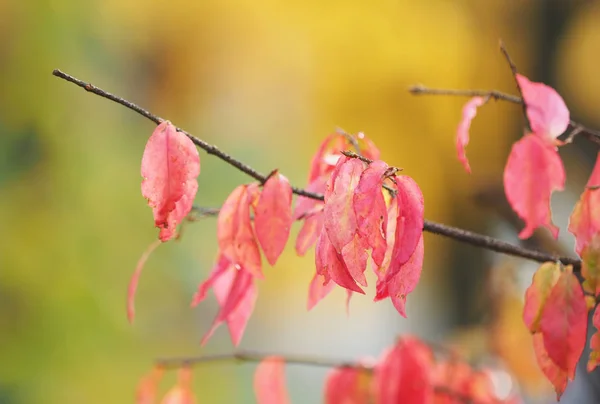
[456,96,485,173]
[503,133,565,239]
[141,121,200,241]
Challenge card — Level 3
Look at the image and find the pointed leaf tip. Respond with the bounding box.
[456,96,485,173]
[141,121,201,242]
[127,239,162,323]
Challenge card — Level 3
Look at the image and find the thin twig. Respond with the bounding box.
[53,69,582,272]
[499,40,531,131]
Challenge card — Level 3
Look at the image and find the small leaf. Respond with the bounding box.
[295,212,324,256]
[503,133,565,239]
[254,172,293,265]
[456,96,485,173]
[141,121,201,242]
[254,357,291,404]
[127,239,162,323]
[522,261,561,333]
[385,235,424,318]
[568,152,600,255]
[308,133,349,183]
[540,266,588,379]
[516,74,570,140]
[307,272,335,311]
[532,333,568,400]
[324,367,373,404]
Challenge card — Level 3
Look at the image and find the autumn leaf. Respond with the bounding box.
[568,152,600,256]
[323,156,366,252]
[161,367,196,404]
[588,306,600,372]
[373,336,433,404]
[356,131,381,161]
[516,74,570,140]
[324,366,373,404]
[254,172,293,266]
[141,121,200,242]
[522,261,561,333]
[217,185,263,278]
[296,212,324,256]
[127,239,162,323]
[373,198,399,302]
[254,357,291,404]
[384,235,424,317]
[456,96,485,174]
[581,237,600,297]
[503,133,565,239]
[307,271,335,311]
[293,176,327,220]
[540,266,588,379]
[532,333,568,400]
[136,366,165,404]
[308,133,349,183]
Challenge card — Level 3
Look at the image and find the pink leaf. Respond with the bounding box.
[307,272,335,311]
[254,357,291,404]
[254,172,293,265]
[354,160,389,268]
[456,96,485,173]
[295,212,324,256]
[503,133,565,239]
[386,235,424,317]
[293,176,327,220]
[127,239,162,323]
[141,121,200,242]
[341,234,369,288]
[516,74,570,140]
[307,134,348,183]
[324,367,372,404]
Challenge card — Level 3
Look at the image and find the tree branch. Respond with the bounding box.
[52,69,582,271]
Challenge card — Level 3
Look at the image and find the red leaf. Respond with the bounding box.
[295,212,324,256]
[324,157,366,252]
[456,96,485,174]
[522,261,561,333]
[588,306,600,372]
[307,272,335,311]
[217,185,263,278]
[540,266,588,379]
[374,336,434,404]
[568,152,600,255]
[374,198,399,302]
[354,160,389,268]
[192,254,257,346]
[315,226,365,294]
[503,133,565,239]
[161,367,196,404]
[516,74,570,140]
[141,121,200,242]
[386,175,424,281]
[127,239,162,323]
[254,172,293,265]
[324,367,372,404]
[341,234,370,288]
[532,333,568,400]
[385,235,424,317]
[136,366,165,404]
[308,133,349,183]
[254,357,291,404]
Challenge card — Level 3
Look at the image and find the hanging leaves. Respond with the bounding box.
[141,121,201,242]
[503,133,565,239]
[522,261,561,333]
[254,357,291,404]
[456,96,485,173]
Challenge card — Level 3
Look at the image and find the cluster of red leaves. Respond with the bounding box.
[455,73,600,399]
[137,366,196,404]
[253,336,519,404]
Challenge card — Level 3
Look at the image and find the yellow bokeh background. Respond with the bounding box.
[2,0,600,402]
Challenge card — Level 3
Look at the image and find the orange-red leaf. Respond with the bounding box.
[540,266,588,379]
[324,157,365,252]
[354,160,389,268]
[516,74,570,140]
[161,367,196,404]
[386,175,424,282]
[522,261,561,333]
[568,152,600,255]
[127,239,162,323]
[588,306,600,372]
[503,133,565,239]
[254,357,291,404]
[532,332,568,400]
[136,366,165,404]
[324,367,372,404]
[456,96,485,174]
[217,185,263,278]
[141,121,200,242]
[254,172,293,265]
[374,336,434,404]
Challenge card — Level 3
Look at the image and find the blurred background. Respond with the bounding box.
[2,0,600,402]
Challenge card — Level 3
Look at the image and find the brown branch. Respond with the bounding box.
[408,84,600,146]
[52,69,582,271]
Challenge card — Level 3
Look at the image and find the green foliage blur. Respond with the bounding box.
[2,0,600,402]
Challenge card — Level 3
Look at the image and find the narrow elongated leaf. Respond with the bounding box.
[503,133,565,239]
[456,96,485,173]
[540,266,588,379]
[324,157,365,252]
[532,333,568,400]
[522,261,561,333]
[354,160,389,268]
[254,172,293,265]
[254,357,291,404]
[127,239,162,323]
[568,152,600,255]
[516,74,570,140]
[324,367,373,404]
[374,198,399,301]
[141,121,200,241]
